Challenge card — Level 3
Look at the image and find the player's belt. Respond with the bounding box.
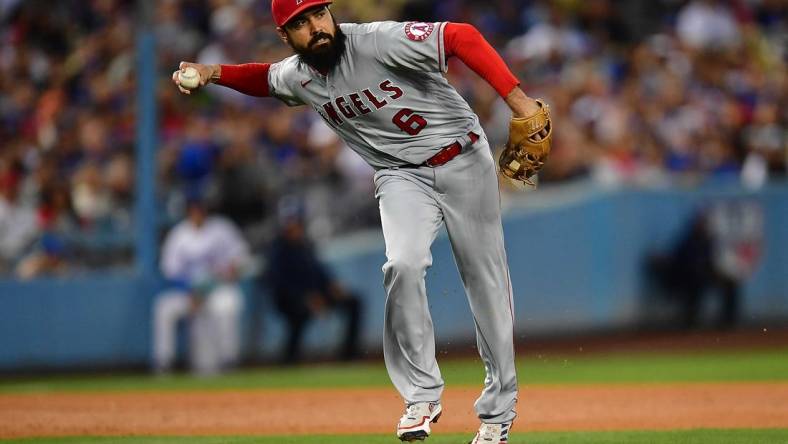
[423,132,480,167]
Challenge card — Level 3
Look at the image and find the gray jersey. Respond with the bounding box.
[268,21,481,168]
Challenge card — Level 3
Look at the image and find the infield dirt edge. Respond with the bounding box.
[2,382,788,438]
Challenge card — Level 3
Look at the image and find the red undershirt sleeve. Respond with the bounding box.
[443,22,520,98]
[215,63,271,97]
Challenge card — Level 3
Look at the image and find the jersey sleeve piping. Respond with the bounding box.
[373,26,384,66]
[437,22,448,73]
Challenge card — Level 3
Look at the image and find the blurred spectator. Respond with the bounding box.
[0,169,38,272]
[15,232,68,279]
[152,197,250,375]
[0,0,785,276]
[506,2,589,63]
[647,201,763,330]
[743,101,785,177]
[215,115,276,240]
[677,0,742,51]
[264,200,362,364]
[71,162,112,225]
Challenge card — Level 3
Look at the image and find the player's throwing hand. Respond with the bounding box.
[171,61,218,95]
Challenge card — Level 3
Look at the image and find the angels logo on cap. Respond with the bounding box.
[296,0,303,4]
[405,22,434,41]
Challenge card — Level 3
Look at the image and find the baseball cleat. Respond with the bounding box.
[396,401,442,441]
[469,422,511,444]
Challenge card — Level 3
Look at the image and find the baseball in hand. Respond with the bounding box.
[178,67,201,90]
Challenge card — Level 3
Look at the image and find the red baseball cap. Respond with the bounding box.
[271,0,333,27]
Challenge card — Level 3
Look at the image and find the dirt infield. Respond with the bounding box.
[2,383,787,438]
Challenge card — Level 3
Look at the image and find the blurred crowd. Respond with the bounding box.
[0,0,785,277]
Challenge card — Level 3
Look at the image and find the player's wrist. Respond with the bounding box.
[209,64,222,83]
[506,88,539,119]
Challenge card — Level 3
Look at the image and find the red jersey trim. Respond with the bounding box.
[437,22,448,73]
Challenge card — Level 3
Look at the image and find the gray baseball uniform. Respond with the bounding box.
[269,21,517,423]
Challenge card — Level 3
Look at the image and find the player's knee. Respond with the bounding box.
[154,291,187,318]
[207,285,243,315]
[383,256,428,282]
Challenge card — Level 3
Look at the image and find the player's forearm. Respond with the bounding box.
[214,63,271,97]
[444,23,519,98]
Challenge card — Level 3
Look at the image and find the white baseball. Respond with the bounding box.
[178,67,201,89]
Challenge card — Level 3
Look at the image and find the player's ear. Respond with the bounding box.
[276,27,289,45]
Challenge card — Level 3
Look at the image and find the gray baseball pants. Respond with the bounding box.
[374,132,517,424]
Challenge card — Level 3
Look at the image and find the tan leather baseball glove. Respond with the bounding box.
[498,99,553,185]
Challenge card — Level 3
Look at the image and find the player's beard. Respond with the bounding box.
[293,19,346,73]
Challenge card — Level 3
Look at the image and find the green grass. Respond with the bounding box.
[2,349,787,443]
[3,429,788,443]
[1,347,787,393]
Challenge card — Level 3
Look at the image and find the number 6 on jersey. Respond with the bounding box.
[392,108,428,136]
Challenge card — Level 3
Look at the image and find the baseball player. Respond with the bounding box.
[172,1,552,441]
[153,198,250,375]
